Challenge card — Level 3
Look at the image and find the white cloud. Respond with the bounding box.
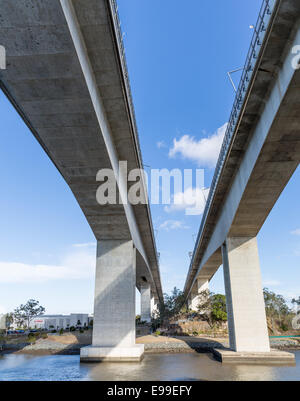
[157,141,166,149]
[291,229,300,236]
[263,280,281,287]
[72,242,96,248]
[169,123,228,167]
[0,245,96,284]
[164,187,210,215]
[159,220,190,232]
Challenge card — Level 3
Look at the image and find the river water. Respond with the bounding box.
[0,352,299,381]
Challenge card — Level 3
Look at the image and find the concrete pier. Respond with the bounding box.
[140,284,151,323]
[151,296,159,319]
[80,240,144,362]
[222,237,270,353]
[213,349,296,365]
[0,1,164,351]
[216,237,296,364]
[189,278,209,311]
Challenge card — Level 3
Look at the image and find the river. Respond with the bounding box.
[0,352,299,381]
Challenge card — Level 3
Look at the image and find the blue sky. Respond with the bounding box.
[0,0,299,315]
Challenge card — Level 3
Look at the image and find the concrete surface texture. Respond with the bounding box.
[189,278,209,311]
[213,349,296,365]
[0,0,163,303]
[151,296,159,318]
[80,240,144,361]
[184,0,300,295]
[0,0,164,361]
[140,284,151,323]
[183,0,300,358]
[222,237,270,353]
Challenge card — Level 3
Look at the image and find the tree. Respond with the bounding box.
[5,313,14,329]
[197,291,227,327]
[263,288,291,330]
[14,313,25,329]
[14,299,45,329]
[163,287,185,319]
[292,297,300,307]
[210,294,227,323]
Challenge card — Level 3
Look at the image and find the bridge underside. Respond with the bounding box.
[185,0,300,291]
[0,0,162,361]
[0,0,162,297]
[194,62,300,284]
[185,0,300,360]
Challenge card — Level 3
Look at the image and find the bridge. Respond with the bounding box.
[0,0,163,361]
[183,0,300,362]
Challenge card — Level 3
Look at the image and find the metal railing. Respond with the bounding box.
[108,0,143,163]
[108,0,278,287]
[188,0,278,284]
[108,0,163,295]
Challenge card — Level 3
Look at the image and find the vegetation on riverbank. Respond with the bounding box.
[152,287,299,338]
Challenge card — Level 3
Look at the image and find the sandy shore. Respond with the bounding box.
[1,333,300,356]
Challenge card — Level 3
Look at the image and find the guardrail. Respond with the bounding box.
[187,0,278,285]
[108,0,142,160]
[108,0,163,289]
[108,0,278,287]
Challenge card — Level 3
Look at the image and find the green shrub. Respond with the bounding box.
[280,323,289,332]
[79,328,84,334]
[41,332,48,339]
[70,326,76,332]
[27,333,36,344]
[59,328,64,336]
[154,330,161,336]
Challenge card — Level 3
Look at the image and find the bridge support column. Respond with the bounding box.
[221,237,270,353]
[187,296,192,310]
[141,284,151,323]
[190,278,209,311]
[190,292,198,311]
[151,296,159,319]
[80,240,144,362]
[189,289,198,311]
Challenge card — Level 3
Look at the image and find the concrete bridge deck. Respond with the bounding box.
[0,0,162,360]
[184,0,300,360]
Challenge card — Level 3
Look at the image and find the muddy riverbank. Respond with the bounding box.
[1,334,300,356]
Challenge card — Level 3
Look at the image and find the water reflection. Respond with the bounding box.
[0,352,299,381]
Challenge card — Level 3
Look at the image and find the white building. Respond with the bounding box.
[0,314,7,330]
[25,313,91,330]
